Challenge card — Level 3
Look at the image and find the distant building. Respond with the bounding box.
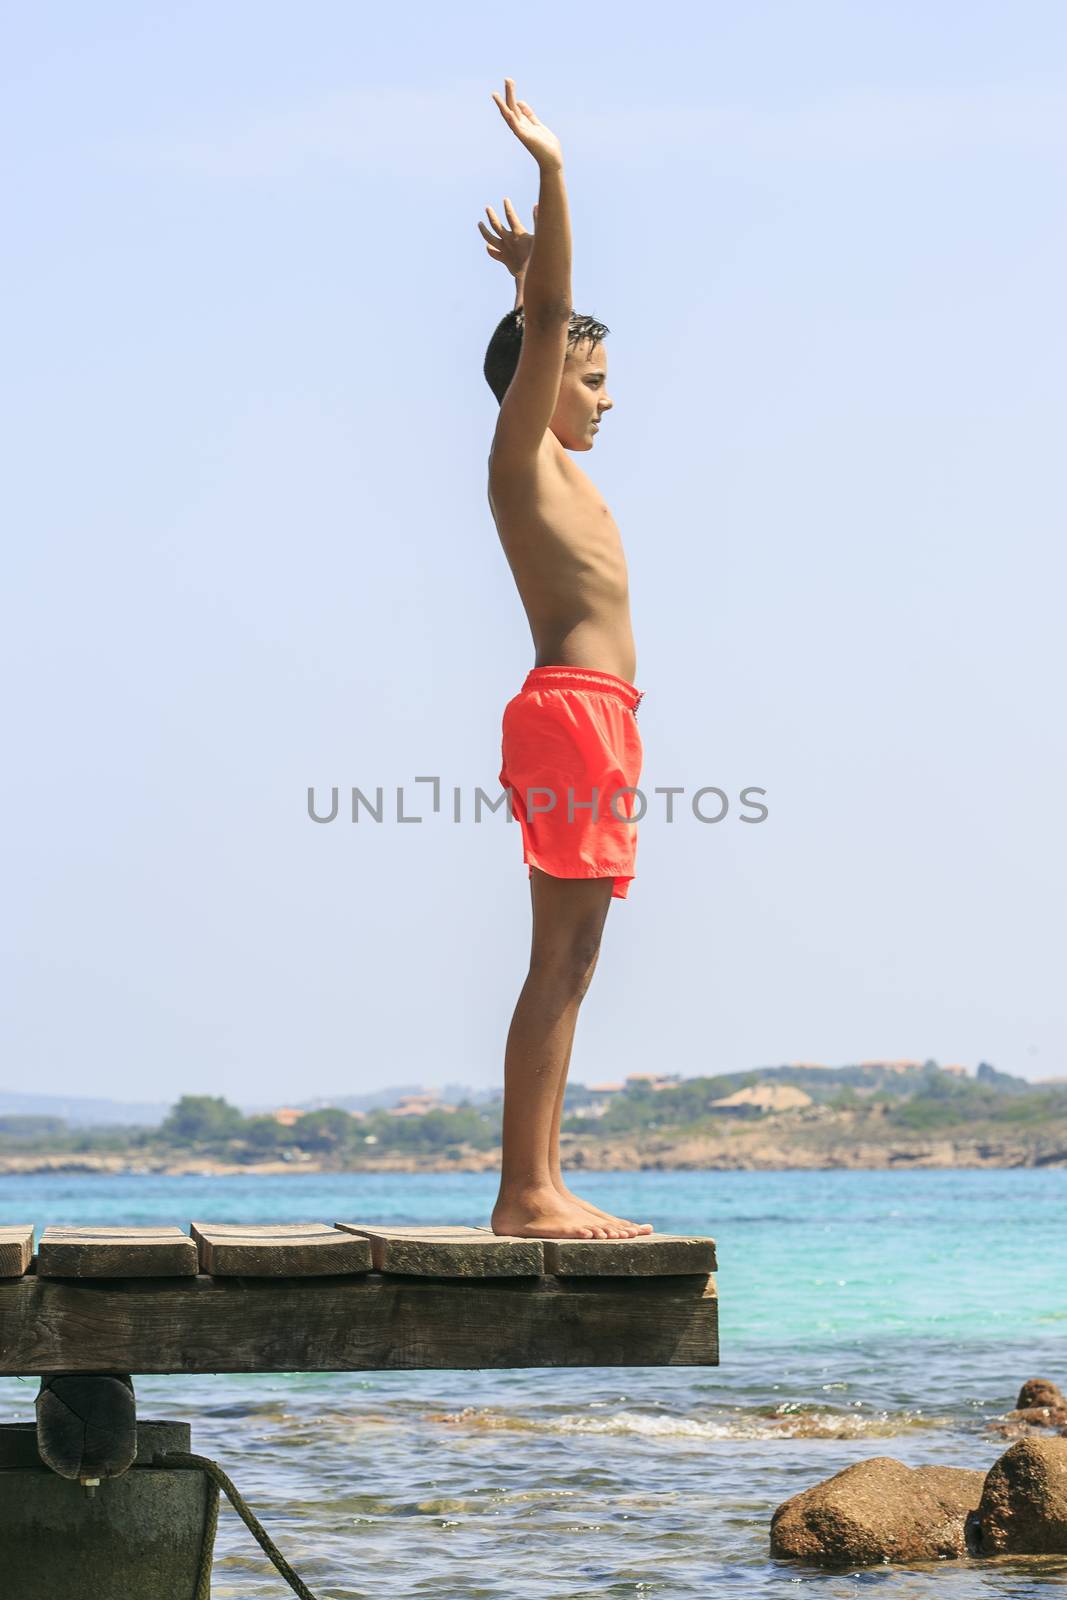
[387,1095,456,1118]
[709,1083,813,1117]
[271,1106,366,1126]
[941,1063,970,1077]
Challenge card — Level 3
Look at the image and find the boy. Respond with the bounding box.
[480,80,652,1240]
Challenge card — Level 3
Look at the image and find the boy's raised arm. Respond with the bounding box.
[525,163,571,319]
[491,79,571,320]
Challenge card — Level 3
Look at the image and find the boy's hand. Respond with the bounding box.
[477,198,538,280]
[490,78,563,170]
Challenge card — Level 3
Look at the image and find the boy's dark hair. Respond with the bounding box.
[483,308,610,404]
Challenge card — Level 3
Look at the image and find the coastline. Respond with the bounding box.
[3,1125,1067,1176]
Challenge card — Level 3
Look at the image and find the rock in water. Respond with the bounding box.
[987,1377,1067,1437]
[974,1436,1067,1553]
[770,1457,986,1566]
[1016,1378,1066,1410]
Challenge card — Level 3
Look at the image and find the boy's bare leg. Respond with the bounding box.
[532,879,651,1232]
[547,1016,653,1235]
[491,870,651,1239]
[491,872,617,1237]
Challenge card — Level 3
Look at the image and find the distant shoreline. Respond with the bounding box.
[6,1065,1063,1177]
[3,1129,1067,1176]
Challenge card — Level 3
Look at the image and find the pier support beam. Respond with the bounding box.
[35,1373,137,1487]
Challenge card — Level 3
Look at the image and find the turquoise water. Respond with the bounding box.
[2,1169,1064,1596]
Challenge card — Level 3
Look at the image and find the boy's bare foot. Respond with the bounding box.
[552,1181,653,1237]
[492,1187,635,1240]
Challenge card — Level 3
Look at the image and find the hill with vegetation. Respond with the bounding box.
[2,1060,1066,1172]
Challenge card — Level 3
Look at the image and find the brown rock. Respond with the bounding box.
[770,1457,985,1566]
[990,1405,1067,1438]
[987,1380,1067,1438]
[1017,1379,1065,1410]
[973,1436,1067,1554]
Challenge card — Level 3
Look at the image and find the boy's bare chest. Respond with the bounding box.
[488,451,624,564]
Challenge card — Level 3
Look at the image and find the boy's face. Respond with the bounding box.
[550,338,612,452]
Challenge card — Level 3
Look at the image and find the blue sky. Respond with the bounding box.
[3,3,1065,1106]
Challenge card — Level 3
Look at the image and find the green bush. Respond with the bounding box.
[160,1096,244,1145]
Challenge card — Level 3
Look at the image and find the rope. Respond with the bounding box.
[193,1472,219,1600]
[159,1451,320,1600]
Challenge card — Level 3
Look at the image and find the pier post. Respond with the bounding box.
[0,1415,214,1598]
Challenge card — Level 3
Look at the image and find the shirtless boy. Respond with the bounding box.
[480,80,653,1242]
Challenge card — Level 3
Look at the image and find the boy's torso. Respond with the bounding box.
[487,435,636,684]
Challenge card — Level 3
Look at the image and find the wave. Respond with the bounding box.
[421,1404,948,1441]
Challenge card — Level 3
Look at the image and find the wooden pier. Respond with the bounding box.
[0,1222,717,1593]
[0,1223,718,1375]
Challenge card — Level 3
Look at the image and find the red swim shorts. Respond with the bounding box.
[498,665,645,899]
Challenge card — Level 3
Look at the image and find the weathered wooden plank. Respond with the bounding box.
[0,1273,718,1374]
[541,1232,717,1276]
[190,1222,372,1276]
[0,1226,33,1278]
[36,1227,198,1279]
[334,1224,544,1276]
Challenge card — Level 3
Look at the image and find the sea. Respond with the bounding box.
[1,1168,1064,1598]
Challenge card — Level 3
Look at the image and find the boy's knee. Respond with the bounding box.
[531,933,603,996]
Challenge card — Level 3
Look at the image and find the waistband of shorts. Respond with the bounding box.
[520,665,644,712]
